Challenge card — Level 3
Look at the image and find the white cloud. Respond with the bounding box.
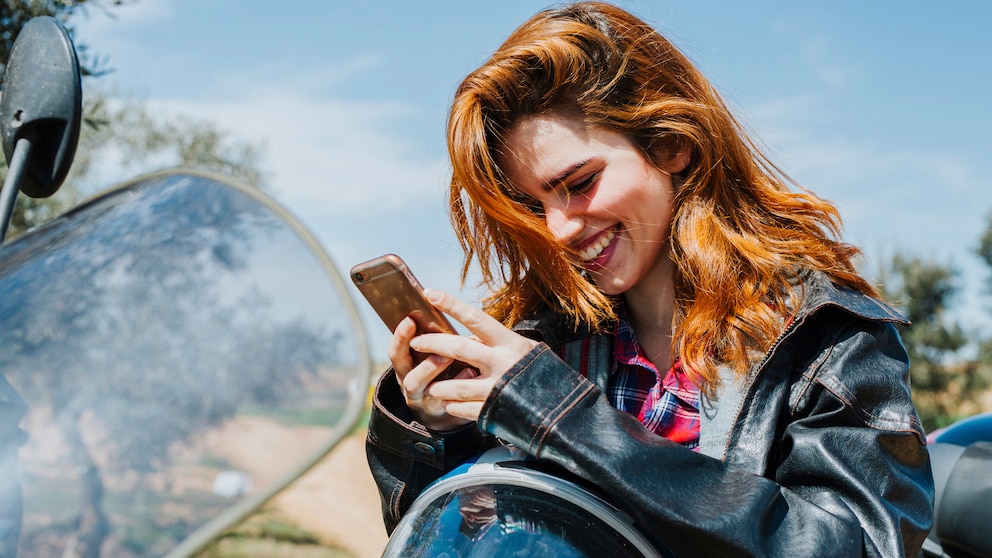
[74,81,465,360]
[123,90,448,213]
[747,94,992,334]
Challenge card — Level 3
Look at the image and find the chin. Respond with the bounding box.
[590,275,629,296]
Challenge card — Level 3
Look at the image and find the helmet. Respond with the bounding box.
[382,446,669,557]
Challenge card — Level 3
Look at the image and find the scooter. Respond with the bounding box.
[379,414,992,557]
[380,445,672,557]
[0,18,371,557]
[923,412,992,558]
[3,14,991,558]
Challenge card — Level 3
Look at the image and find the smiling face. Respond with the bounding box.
[498,112,687,297]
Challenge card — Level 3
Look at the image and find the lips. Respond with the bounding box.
[578,225,619,262]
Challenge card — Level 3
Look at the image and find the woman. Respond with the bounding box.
[366,2,933,556]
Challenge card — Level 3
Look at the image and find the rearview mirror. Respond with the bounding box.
[0,15,82,199]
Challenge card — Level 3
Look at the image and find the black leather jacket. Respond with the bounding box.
[366,272,934,557]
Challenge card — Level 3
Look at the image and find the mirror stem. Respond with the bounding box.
[0,137,34,244]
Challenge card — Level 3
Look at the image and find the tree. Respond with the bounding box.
[2,0,267,240]
[1,176,346,557]
[2,0,126,79]
[3,4,286,557]
[2,0,108,239]
[977,211,992,381]
[86,92,268,189]
[880,255,990,431]
[2,90,269,239]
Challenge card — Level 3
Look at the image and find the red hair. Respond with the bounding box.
[447,2,876,395]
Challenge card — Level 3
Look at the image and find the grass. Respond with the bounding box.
[197,538,352,558]
[195,511,356,558]
[237,405,347,428]
[196,400,376,558]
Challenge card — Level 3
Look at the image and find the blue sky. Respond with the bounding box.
[71,1,992,358]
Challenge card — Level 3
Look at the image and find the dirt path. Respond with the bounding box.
[268,430,388,557]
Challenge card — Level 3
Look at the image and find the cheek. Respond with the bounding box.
[593,178,640,209]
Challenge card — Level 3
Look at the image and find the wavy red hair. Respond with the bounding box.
[447,2,876,395]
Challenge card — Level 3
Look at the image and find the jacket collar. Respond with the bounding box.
[793,269,908,326]
[698,270,908,460]
[512,269,908,343]
[512,306,610,347]
[511,271,909,462]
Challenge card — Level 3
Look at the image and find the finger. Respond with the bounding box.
[424,289,510,345]
[424,376,491,402]
[443,400,486,422]
[388,316,417,375]
[409,332,483,369]
[403,353,454,398]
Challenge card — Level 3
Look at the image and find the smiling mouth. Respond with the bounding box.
[579,226,618,262]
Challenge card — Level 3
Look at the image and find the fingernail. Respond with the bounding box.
[424,288,442,303]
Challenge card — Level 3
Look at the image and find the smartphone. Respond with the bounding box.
[350,254,467,379]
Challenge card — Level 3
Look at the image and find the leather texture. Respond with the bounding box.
[366,271,934,557]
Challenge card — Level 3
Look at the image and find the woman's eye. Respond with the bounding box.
[510,194,544,215]
[566,173,597,195]
[525,200,545,215]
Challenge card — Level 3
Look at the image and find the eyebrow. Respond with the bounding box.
[542,158,592,191]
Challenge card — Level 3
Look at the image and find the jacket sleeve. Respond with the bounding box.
[365,368,497,533]
[476,318,933,557]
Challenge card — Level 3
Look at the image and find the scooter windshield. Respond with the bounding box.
[0,170,371,557]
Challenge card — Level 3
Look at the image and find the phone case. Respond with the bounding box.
[350,254,457,336]
[351,254,469,380]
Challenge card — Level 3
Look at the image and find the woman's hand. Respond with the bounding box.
[388,312,473,431]
[387,289,538,430]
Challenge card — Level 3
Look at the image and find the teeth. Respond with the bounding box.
[579,227,617,261]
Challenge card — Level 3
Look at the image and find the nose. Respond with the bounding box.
[545,203,583,245]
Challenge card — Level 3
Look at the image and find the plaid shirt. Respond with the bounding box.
[608,304,700,449]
